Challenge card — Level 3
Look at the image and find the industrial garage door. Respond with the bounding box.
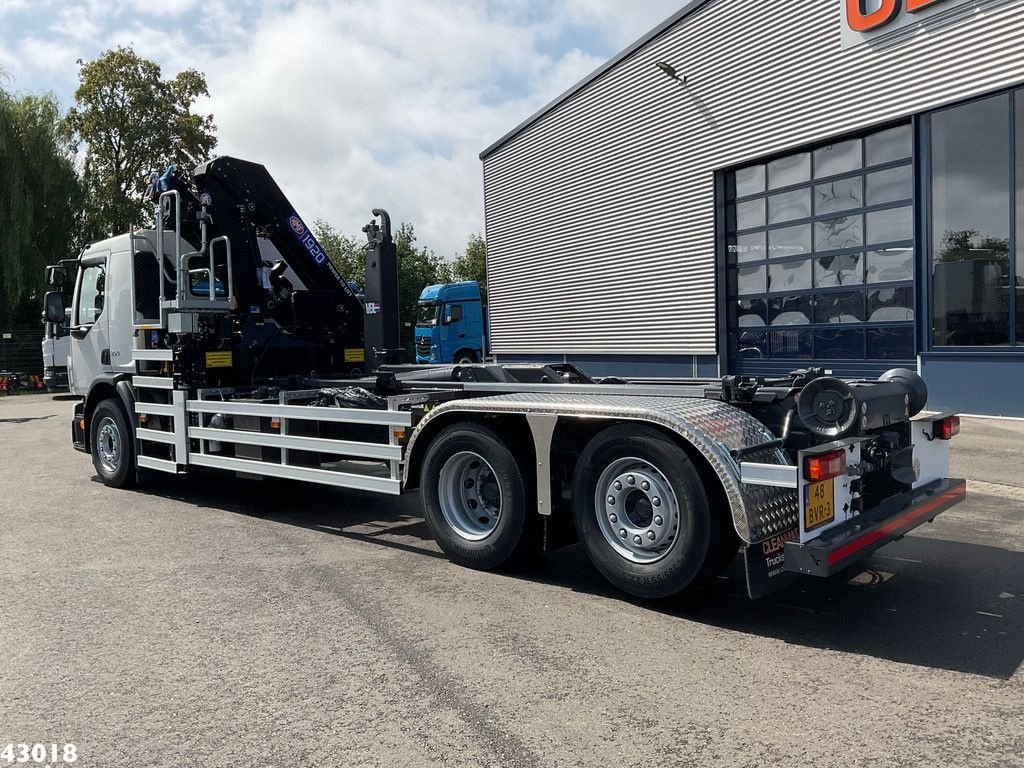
[724,123,916,378]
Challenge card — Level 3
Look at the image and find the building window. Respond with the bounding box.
[928,91,1024,347]
[725,123,914,371]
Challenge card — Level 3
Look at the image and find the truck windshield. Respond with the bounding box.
[417,303,438,326]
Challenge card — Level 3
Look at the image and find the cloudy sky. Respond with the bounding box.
[0,0,683,257]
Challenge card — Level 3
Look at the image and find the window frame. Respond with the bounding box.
[921,86,1024,353]
[74,257,108,328]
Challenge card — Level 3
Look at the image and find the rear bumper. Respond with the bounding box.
[783,478,967,577]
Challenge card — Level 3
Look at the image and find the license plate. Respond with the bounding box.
[804,479,835,532]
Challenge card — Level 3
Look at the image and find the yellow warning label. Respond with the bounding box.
[205,351,233,368]
[344,348,365,363]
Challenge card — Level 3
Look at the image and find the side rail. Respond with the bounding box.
[185,391,412,495]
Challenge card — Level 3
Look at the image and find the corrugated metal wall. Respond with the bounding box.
[482,0,1024,357]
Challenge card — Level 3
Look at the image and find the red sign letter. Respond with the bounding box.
[846,0,901,32]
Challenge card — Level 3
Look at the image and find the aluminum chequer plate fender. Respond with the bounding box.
[403,392,798,544]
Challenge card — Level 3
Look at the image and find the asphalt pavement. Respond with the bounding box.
[1,393,1021,767]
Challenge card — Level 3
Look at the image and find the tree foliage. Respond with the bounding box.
[395,222,453,334]
[938,229,1009,263]
[314,219,365,287]
[451,233,487,303]
[64,47,217,239]
[313,219,453,343]
[0,88,83,327]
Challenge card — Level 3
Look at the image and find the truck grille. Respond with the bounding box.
[416,337,431,356]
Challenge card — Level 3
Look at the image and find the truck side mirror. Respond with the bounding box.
[46,265,67,288]
[43,291,66,324]
[443,306,452,325]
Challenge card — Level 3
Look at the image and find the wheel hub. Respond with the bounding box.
[438,451,503,541]
[97,417,121,474]
[596,458,680,563]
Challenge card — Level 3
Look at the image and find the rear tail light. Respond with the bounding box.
[804,449,847,483]
[935,415,960,440]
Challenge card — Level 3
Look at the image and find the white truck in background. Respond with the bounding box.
[41,309,71,391]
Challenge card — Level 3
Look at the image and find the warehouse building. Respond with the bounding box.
[480,0,1024,415]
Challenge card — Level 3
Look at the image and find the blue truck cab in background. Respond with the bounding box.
[415,281,485,364]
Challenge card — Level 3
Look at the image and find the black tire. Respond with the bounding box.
[454,350,478,364]
[571,424,720,600]
[421,421,533,570]
[90,398,136,488]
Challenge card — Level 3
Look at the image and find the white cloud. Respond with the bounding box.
[0,0,690,258]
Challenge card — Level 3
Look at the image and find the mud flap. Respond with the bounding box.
[743,527,802,599]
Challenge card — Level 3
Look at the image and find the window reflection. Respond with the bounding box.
[768,188,811,224]
[768,260,812,292]
[769,223,812,258]
[768,153,810,189]
[736,165,765,197]
[868,287,914,322]
[866,248,913,283]
[815,215,864,251]
[814,139,862,178]
[733,231,767,263]
[769,329,813,359]
[867,327,914,359]
[867,206,913,245]
[930,94,1010,346]
[736,298,767,328]
[816,329,865,359]
[768,295,813,326]
[736,198,765,230]
[815,177,863,215]
[816,292,865,324]
[866,124,912,166]
[736,265,766,296]
[815,252,863,287]
[866,166,913,206]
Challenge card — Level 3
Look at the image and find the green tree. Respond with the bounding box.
[938,229,1009,264]
[0,87,83,327]
[64,47,217,239]
[451,233,487,303]
[314,219,365,287]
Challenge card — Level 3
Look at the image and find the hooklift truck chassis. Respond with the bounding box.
[46,158,966,601]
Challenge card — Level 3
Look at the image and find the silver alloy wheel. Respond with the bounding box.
[96,416,122,474]
[594,456,680,563]
[438,451,502,541]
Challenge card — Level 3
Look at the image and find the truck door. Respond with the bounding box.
[442,303,464,359]
[69,253,110,395]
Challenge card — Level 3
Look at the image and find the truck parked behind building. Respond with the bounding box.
[415,282,484,364]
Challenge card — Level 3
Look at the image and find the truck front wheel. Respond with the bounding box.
[90,398,137,488]
[571,425,718,599]
[421,421,533,570]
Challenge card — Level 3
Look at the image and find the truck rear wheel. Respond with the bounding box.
[90,398,136,488]
[571,425,717,599]
[421,421,533,570]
